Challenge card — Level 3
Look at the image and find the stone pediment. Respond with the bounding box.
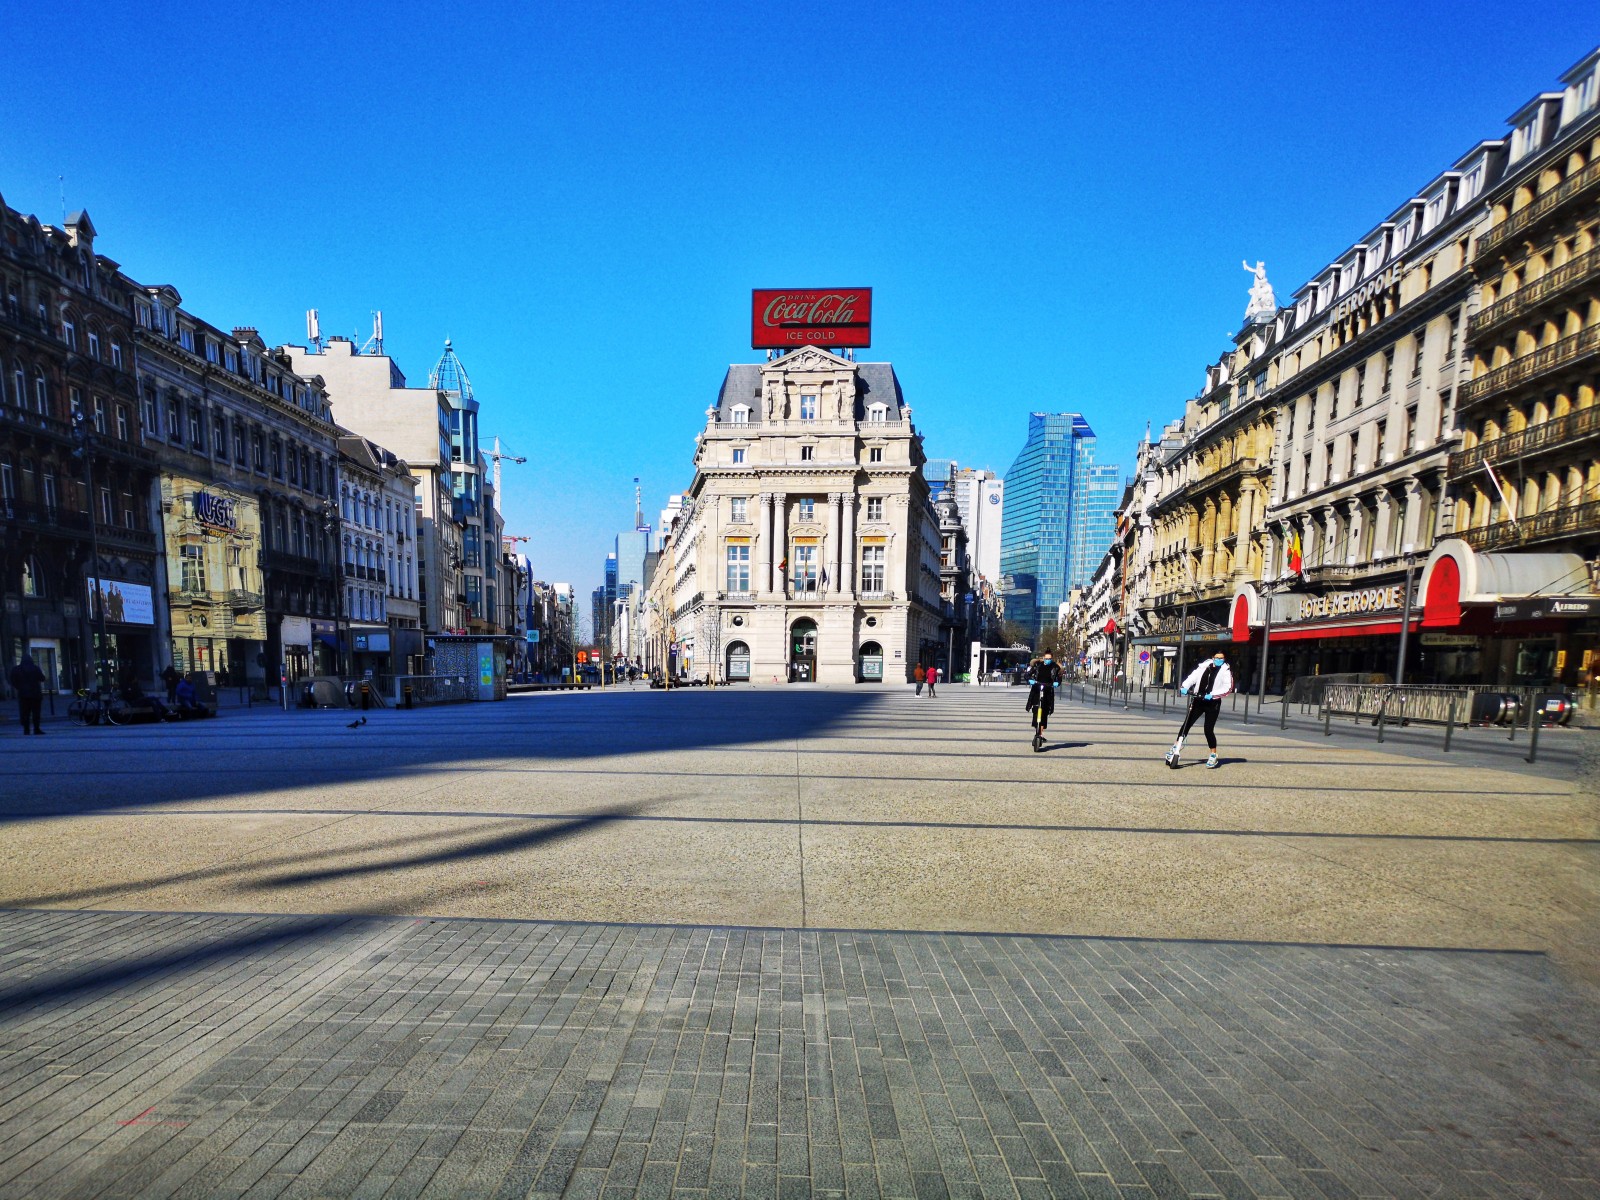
[759,346,853,375]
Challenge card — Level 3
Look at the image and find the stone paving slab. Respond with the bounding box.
[1,909,1598,1200]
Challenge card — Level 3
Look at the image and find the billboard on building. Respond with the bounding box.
[87,579,154,625]
[160,475,267,664]
[751,289,872,349]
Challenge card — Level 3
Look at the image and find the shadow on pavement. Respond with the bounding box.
[0,688,886,823]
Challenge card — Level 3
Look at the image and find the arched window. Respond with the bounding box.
[726,640,751,680]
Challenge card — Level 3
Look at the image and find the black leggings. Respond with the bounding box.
[1178,698,1220,749]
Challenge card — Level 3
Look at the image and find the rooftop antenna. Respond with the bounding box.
[360,310,384,355]
[58,175,66,223]
[306,309,323,352]
[633,477,644,530]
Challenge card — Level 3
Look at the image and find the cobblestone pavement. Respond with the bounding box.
[2,686,1598,1198]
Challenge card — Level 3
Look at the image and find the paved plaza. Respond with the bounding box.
[1,686,1598,1198]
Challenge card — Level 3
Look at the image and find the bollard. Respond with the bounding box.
[403,683,413,710]
[1375,706,1385,743]
[1443,697,1456,752]
[360,681,371,711]
[1142,687,1147,712]
[1324,704,1332,736]
[1279,697,1287,729]
[1242,692,1249,724]
[1527,703,1541,765]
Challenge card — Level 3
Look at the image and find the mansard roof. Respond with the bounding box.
[713,354,906,422]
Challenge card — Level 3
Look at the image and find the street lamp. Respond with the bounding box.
[70,406,111,694]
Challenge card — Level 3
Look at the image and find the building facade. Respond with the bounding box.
[664,346,945,683]
[136,307,340,689]
[282,337,466,638]
[0,205,161,697]
[1444,50,1600,696]
[338,434,422,677]
[999,413,1119,638]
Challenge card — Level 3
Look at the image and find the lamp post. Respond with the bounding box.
[1174,590,1193,689]
[1395,545,1417,689]
[70,407,111,694]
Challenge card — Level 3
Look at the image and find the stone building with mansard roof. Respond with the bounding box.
[655,346,946,684]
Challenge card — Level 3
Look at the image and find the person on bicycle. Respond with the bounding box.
[1027,654,1061,741]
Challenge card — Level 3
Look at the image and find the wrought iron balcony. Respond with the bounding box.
[1,500,91,536]
[1459,497,1600,552]
[229,589,264,610]
[1475,159,1600,260]
[1459,324,1600,406]
[1448,404,1600,477]
[264,549,327,577]
[1468,246,1600,341]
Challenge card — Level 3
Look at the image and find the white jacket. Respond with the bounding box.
[1181,658,1235,700]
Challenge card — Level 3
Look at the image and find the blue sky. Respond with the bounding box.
[4,3,1593,608]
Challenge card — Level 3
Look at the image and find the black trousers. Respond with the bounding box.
[1178,698,1220,749]
[18,696,42,733]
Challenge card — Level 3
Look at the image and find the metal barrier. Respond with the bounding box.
[393,674,476,705]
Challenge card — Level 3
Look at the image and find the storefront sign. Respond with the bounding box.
[751,288,872,348]
[1420,633,1479,647]
[193,490,238,531]
[87,578,154,625]
[1289,585,1404,622]
[1492,597,1600,620]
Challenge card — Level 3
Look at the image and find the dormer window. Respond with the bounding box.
[866,402,887,423]
[800,394,818,421]
[730,404,750,425]
[225,349,238,372]
[205,339,218,363]
[179,327,194,352]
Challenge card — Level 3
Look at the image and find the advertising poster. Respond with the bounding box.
[87,578,155,625]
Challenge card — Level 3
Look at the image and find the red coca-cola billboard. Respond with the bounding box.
[751,288,872,349]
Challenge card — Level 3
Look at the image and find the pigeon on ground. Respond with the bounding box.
[346,717,368,728]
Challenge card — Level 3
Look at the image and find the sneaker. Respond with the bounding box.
[1205,753,1219,769]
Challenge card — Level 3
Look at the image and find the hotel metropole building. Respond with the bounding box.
[662,346,945,684]
[1442,50,1600,696]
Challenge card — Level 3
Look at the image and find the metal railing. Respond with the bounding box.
[1475,159,1600,259]
[1459,324,1600,406]
[1458,497,1600,552]
[1468,246,1600,339]
[1449,404,1600,475]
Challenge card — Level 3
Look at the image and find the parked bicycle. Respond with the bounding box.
[66,687,129,726]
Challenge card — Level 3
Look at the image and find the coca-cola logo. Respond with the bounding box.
[760,293,862,329]
[752,288,872,349]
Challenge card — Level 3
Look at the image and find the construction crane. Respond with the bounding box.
[486,436,527,497]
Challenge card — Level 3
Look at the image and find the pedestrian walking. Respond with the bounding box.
[1026,654,1061,751]
[914,663,925,696]
[9,653,46,736]
[1165,651,1235,769]
[161,663,180,705]
[926,667,938,698]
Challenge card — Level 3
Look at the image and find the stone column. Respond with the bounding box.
[841,493,856,595]
[827,493,843,595]
[771,491,787,595]
[757,492,773,595]
[1233,486,1256,577]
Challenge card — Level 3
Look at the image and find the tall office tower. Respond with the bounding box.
[999,413,1118,637]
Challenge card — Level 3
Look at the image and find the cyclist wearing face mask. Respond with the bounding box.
[1166,651,1234,769]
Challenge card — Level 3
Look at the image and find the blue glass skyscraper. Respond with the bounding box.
[999,413,1120,637]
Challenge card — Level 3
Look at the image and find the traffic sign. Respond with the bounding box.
[1138,650,1151,663]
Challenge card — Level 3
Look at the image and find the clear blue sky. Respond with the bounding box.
[4,3,1593,611]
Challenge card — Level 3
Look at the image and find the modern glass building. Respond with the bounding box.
[999,413,1119,638]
